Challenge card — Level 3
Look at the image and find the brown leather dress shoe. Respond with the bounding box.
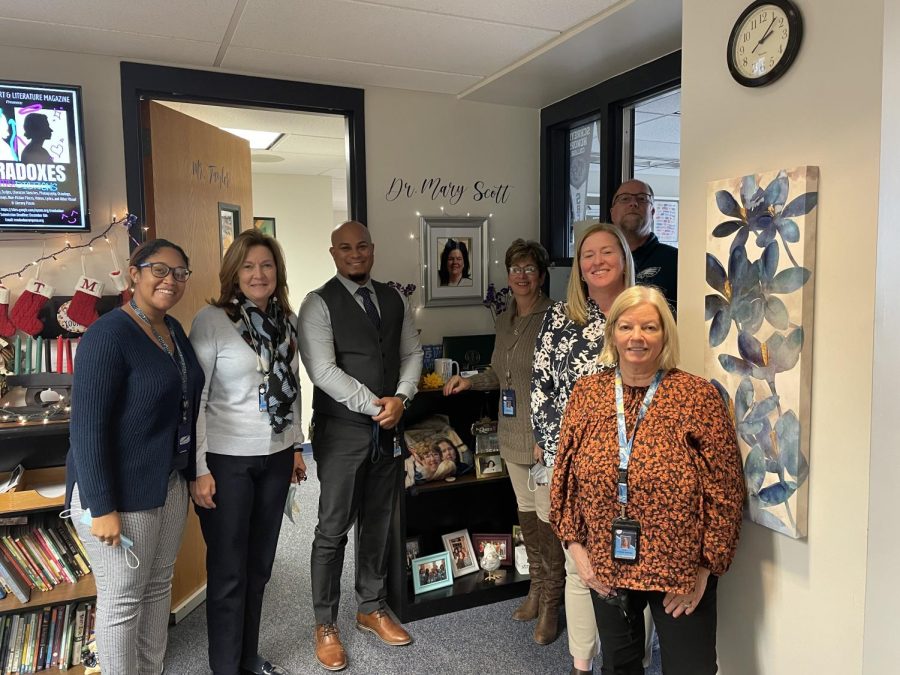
[355,609,412,646]
[314,624,347,671]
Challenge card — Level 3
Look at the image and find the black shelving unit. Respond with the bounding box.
[387,389,528,622]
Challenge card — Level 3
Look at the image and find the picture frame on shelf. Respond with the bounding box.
[420,215,488,307]
[472,533,513,566]
[253,216,276,238]
[475,452,505,479]
[411,551,454,594]
[218,202,241,259]
[512,524,524,548]
[440,529,479,578]
[404,536,420,575]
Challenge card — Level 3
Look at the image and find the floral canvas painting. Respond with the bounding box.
[705,166,818,538]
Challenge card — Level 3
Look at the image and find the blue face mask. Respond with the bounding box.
[60,508,140,569]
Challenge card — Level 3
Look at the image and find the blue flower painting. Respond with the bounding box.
[705,166,818,538]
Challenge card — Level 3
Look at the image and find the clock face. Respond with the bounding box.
[728,0,802,87]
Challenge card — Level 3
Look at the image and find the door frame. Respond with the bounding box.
[120,61,366,245]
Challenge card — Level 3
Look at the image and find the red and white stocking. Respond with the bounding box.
[11,279,54,336]
[108,270,132,306]
[0,285,15,337]
[68,276,104,328]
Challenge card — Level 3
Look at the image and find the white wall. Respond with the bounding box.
[863,1,900,672]
[252,172,334,432]
[364,86,539,345]
[681,1,884,673]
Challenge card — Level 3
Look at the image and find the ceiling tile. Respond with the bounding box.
[160,101,346,137]
[0,0,237,42]
[233,0,556,76]
[273,134,345,156]
[222,47,481,94]
[0,18,218,64]
[357,0,620,31]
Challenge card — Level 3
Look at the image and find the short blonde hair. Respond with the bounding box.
[565,222,635,325]
[599,286,679,370]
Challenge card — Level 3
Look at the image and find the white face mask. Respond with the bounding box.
[59,508,141,569]
[528,461,550,491]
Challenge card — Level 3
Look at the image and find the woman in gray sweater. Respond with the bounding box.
[443,239,555,644]
[189,230,306,675]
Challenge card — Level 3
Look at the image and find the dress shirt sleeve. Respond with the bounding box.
[297,292,382,417]
[531,305,560,461]
[69,326,125,517]
[549,377,589,546]
[395,291,423,400]
[691,382,746,576]
[188,309,218,478]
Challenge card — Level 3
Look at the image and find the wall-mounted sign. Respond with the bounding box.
[385,176,511,205]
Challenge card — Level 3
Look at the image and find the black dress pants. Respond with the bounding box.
[309,413,402,625]
[196,447,294,675]
[592,574,719,675]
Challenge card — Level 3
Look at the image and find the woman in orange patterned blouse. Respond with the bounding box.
[550,286,744,675]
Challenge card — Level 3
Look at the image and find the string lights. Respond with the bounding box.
[0,214,138,283]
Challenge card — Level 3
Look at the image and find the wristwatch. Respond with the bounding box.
[397,394,412,410]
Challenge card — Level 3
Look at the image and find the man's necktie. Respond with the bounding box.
[356,287,382,331]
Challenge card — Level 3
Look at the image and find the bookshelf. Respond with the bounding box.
[386,389,528,622]
[0,458,96,672]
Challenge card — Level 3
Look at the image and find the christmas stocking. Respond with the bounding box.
[68,276,104,328]
[11,278,54,336]
[0,285,15,337]
[108,270,132,306]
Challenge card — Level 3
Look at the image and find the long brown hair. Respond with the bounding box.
[210,229,292,313]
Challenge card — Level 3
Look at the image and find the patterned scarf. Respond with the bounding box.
[227,295,299,433]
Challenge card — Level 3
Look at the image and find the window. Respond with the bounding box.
[540,53,680,262]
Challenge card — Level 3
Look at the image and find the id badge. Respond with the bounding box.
[176,420,192,455]
[611,517,640,563]
[393,435,402,459]
[501,388,517,416]
[258,383,268,412]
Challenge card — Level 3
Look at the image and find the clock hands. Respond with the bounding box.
[751,15,777,54]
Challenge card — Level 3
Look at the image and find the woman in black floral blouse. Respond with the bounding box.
[530,222,634,673]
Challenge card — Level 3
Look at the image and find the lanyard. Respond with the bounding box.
[130,299,189,422]
[615,367,663,507]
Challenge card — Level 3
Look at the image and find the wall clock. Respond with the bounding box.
[727,0,803,87]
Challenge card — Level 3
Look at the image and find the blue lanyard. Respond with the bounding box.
[615,367,663,506]
[130,299,189,422]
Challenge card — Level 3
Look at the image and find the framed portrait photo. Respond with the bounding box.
[253,216,276,238]
[411,551,454,594]
[441,529,479,577]
[472,533,514,566]
[405,536,421,575]
[420,215,488,307]
[475,452,506,479]
[218,202,241,259]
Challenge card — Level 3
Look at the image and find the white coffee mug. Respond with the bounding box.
[434,358,460,383]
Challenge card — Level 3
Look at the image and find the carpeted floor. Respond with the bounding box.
[165,451,662,674]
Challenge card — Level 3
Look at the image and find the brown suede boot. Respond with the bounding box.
[512,510,542,621]
[533,518,565,645]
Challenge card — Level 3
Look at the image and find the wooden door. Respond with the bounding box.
[141,100,253,617]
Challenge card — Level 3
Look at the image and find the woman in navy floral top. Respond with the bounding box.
[530,222,634,674]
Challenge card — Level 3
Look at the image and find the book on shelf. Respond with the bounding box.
[0,555,29,603]
[0,600,94,673]
[0,513,92,601]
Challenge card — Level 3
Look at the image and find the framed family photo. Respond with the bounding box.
[441,529,479,577]
[218,202,241,259]
[412,551,454,594]
[472,533,513,566]
[420,215,488,307]
[253,216,276,237]
[405,536,421,575]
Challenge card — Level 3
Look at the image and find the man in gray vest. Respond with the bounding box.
[298,220,422,672]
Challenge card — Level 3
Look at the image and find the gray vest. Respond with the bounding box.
[311,277,403,424]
